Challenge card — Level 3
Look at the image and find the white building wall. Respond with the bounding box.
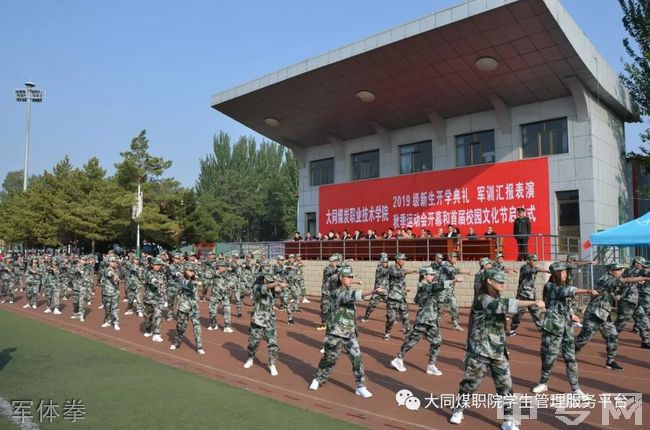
[297,95,627,256]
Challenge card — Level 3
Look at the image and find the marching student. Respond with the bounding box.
[169,263,205,355]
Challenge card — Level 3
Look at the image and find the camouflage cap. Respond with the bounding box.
[448,252,458,258]
[379,256,389,263]
[4,255,13,260]
[422,267,437,276]
[339,266,354,278]
[495,253,504,259]
[527,254,538,261]
[485,268,506,283]
[287,254,296,259]
[479,257,493,268]
[276,255,285,261]
[184,262,197,272]
[418,265,430,274]
[328,255,339,262]
[231,251,240,258]
[632,256,646,266]
[607,262,627,271]
[152,257,163,265]
[108,256,118,262]
[208,251,216,256]
[261,270,275,283]
[549,262,568,272]
[395,253,407,260]
[568,255,579,262]
[435,253,444,259]
[295,253,301,258]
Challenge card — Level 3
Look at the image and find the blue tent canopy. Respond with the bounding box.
[591,212,650,246]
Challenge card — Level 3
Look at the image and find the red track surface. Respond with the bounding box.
[2,289,648,430]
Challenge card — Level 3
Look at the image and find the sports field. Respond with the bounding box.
[0,310,360,430]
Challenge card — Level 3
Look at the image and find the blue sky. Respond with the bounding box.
[0,0,645,187]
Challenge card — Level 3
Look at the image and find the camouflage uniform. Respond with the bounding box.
[452,292,517,419]
[314,282,367,388]
[59,259,71,301]
[71,260,87,317]
[575,274,621,363]
[539,281,580,390]
[363,261,390,320]
[295,258,307,300]
[510,263,543,331]
[207,262,232,330]
[397,278,445,363]
[165,261,183,320]
[385,264,411,335]
[616,266,649,345]
[143,268,166,335]
[635,270,650,334]
[230,257,247,317]
[45,262,61,310]
[246,274,279,364]
[282,263,300,314]
[25,261,41,307]
[0,259,15,302]
[172,276,203,350]
[240,256,256,307]
[320,262,338,325]
[438,262,460,326]
[125,259,144,314]
[101,263,120,325]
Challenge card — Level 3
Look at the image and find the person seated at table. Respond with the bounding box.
[305,232,314,241]
[446,225,458,238]
[352,230,363,240]
[405,228,415,238]
[366,229,377,240]
[327,231,335,240]
[341,230,351,241]
[384,229,395,239]
[437,227,445,238]
[333,231,341,240]
[293,232,303,241]
[466,227,477,239]
[316,232,324,241]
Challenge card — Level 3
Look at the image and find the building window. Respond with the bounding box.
[400,141,432,174]
[305,212,316,236]
[352,150,379,180]
[310,158,334,186]
[522,118,568,158]
[456,130,495,167]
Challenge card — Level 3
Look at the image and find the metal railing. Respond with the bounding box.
[217,234,581,262]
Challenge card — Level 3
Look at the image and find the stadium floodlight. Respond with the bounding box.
[14,81,45,191]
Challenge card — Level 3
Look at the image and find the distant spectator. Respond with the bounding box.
[437,227,445,237]
[341,229,350,241]
[333,231,341,240]
[305,232,314,241]
[316,232,324,241]
[484,225,497,239]
[352,230,363,240]
[418,230,428,239]
[405,228,415,238]
[293,232,303,241]
[513,207,531,261]
[384,228,395,239]
[446,224,458,238]
[466,227,477,239]
[327,230,335,240]
[366,229,376,240]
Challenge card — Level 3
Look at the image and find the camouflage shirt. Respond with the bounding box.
[101,266,120,296]
[414,281,446,326]
[327,286,364,338]
[321,265,337,296]
[387,265,408,301]
[374,265,390,290]
[516,263,538,299]
[467,294,517,359]
[144,270,166,304]
[0,262,11,281]
[439,262,458,290]
[473,270,486,295]
[621,267,646,304]
[541,282,577,336]
[250,277,277,328]
[177,278,199,313]
[584,274,622,320]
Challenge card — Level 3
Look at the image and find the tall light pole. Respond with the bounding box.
[131,183,143,257]
[15,81,44,191]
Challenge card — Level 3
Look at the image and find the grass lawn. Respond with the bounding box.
[0,310,361,430]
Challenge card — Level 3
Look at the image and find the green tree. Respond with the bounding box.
[619,0,650,168]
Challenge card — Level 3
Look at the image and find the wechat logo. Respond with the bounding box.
[396,389,421,411]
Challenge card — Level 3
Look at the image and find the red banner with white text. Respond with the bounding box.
[319,157,550,259]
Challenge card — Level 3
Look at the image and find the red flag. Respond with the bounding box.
[582,240,592,250]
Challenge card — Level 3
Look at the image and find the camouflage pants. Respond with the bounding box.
[46,283,60,309]
[616,300,649,343]
[281,285,299,316]
[385,299,411,334]
[102,294,120,325]
[208,290,231,328]
[232,284,246,316]
[320,294,331,325]
[453,353,513,417]
[126,279,143,313]
[510,304,543,331]
[315,334,366,388]
[439,288,459,324]
[143,300,163,335]
[26,282,39,306]
[299,278,306,297]
[363,291,386,320]
[72,283,86,316]
[247,322,278,364]
[575,312,618,362]
[633,293,650,331]
[1,279,14,300]
[166,284,179,319]
[173,308,203,350]
[540,331,579,390]
[398,321,441,363]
